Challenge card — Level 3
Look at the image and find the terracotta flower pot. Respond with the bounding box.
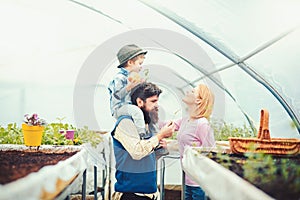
[22,123,44,146]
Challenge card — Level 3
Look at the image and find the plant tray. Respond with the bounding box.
[0,145,87,200]
[229,109,300,155]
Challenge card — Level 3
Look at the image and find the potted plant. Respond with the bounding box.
[22,113,47,147]
[59,129,75,140]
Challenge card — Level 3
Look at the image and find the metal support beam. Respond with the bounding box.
[82,169,87,200]
[94,165,97,200]
[159,155,180,200]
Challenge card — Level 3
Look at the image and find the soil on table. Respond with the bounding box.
[208,152,300,200]
[0,150,77,185]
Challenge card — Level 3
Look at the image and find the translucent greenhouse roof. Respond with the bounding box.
[1,0,300,138]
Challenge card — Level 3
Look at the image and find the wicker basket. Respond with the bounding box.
[229,109,300,155]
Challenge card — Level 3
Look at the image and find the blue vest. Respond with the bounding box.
[111,115,157,193]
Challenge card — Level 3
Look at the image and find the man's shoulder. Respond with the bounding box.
[115,117,138,135]
[112,117,135,137]
[115,115,133,127]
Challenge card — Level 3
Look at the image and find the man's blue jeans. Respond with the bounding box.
[184,185,206,200]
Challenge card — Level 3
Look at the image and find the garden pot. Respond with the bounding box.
[22,123,44,146]
[66,130,75,140]
[59,130,75,140]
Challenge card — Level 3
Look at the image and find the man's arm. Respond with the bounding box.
[114,118,175,160]
[114,118,159,160]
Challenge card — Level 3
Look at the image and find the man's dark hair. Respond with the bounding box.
[130,82,162,124]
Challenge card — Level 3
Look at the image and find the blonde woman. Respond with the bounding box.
[175,84,215,200]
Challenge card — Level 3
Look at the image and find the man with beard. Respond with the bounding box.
[111,82,175,200]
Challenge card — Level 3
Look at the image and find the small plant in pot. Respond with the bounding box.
[59,129,75,140]
[22,113,47,147]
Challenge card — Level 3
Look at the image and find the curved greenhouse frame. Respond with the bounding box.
[1,0,300,138]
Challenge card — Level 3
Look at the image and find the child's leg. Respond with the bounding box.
[116,105,146,136]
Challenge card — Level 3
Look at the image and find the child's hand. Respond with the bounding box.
[127,72,144,91]
[128,72,141,82]
[126,79,142,91]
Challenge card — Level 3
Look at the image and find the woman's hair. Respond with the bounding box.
[193,84,214,119]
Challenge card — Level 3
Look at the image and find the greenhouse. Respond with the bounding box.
[1,0,300,200]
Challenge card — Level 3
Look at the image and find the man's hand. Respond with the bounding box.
[157,121,175,141]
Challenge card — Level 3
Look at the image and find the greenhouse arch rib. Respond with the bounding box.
[68,0,256,130]
[140,0,300,134]
[69,0,123,24]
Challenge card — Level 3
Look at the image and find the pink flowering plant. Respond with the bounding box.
[23,113,47,126]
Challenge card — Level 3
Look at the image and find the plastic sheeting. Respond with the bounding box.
[1,0,300,138]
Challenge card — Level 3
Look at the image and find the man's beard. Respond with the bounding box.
[149,107,159,124]
[141,106,151,124]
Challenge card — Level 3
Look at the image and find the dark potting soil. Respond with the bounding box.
[208,152,300,200]
[0,150,77,185]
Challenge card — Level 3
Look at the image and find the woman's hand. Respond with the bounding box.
[159,139,167,148]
